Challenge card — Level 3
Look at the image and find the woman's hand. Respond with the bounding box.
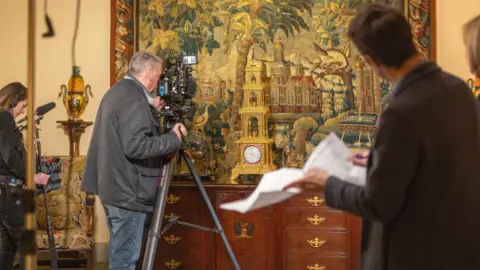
[283,167,329,190]
[34,173,50,186]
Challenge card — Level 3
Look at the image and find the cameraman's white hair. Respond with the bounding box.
[128,51,164,75]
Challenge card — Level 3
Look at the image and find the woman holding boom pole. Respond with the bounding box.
[0,82,50,270]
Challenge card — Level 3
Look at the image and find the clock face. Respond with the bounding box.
[244,146,261,164]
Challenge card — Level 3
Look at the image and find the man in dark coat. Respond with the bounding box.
[286,4,480,270]
[82,51,186,269]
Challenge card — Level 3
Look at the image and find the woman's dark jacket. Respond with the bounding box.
[0,110,26,180]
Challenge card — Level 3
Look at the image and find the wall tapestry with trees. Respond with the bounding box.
[110,0,435,182]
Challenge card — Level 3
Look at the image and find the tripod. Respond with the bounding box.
[34,116,59,270]
[141,148,241,270]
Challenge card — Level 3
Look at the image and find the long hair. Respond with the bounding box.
[0,82,27,110]
[464,14,480,77]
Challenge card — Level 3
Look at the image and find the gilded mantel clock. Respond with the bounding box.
[230,50,276,183]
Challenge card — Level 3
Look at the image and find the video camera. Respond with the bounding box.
[157,53,198,130]
[38,157,62,195]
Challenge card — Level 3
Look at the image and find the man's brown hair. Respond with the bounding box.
[464,14,480,77]
[0,82,27,110]
[347,4,417,68]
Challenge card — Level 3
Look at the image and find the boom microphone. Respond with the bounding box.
[36,102,56,115]
[17,102,56,124]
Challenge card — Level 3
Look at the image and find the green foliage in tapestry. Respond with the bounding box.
[139,0,225,57]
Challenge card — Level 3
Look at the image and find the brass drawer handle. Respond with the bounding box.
[307,237,326,248]
[166,193,180,204]
[307,264,326,270]
[164,213,180,221]
[307,215,325,225]
[165,259,181,269]
[163,234,181,245]
[306,196,324,207]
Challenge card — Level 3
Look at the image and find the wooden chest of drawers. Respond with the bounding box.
[285,190,361,270]
[137,183,361,270]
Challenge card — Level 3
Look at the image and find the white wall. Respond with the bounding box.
[436,0,480,80]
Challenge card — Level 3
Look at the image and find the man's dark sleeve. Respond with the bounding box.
[116,93,182,160]
[324,107,418,222]
[0,112,26,179]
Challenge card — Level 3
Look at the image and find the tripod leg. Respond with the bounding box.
[42,187,58,270]
[142,160,174,270]
[181,150,241,270]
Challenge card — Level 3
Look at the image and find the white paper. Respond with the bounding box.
[219,168,303,214]
[304,133,367,186]
[219,133,367,214]
[346,165,368,186]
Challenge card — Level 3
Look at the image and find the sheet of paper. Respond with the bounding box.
[219,132,367,214]
[303,133,353,178]
[219,168,304,214]
[346,165,367,186]
[304,133,366,186]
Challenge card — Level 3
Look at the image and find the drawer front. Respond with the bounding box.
[157,255,203,270]
[286,230,347,255]
[163,190,205,224]
[152,228,207,270]
[163,190,203,213]
[287,192,327,209]
[287,255,347,270]
[286,209,347,230]
[157,226,204,250]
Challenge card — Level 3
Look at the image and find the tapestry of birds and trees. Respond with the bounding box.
[114,0,433,181]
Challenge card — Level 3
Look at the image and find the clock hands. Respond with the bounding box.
[244,147,261,163]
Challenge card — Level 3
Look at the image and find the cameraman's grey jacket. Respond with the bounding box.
[82,79,181,212]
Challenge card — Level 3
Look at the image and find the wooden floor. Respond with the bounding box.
[38,262,108,270]
[93,263,108,270]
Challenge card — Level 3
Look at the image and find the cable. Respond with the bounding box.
[72,0,81,66]
[42,0,55,38]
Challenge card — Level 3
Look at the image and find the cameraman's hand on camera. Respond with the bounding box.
[172,123,187,142]
[34,173,50,186]
[152,96,166,112]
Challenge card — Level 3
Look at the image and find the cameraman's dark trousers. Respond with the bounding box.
[0,176,25,270]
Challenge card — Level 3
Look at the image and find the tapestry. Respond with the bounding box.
[111,0,436,182]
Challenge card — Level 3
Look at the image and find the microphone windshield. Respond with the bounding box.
[36,102,56,115]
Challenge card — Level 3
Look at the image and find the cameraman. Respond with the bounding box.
[0,82,50,270]
[82,51,187,270]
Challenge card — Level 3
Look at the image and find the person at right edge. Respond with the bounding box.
[82,51,187,270]
[285,5,480,270]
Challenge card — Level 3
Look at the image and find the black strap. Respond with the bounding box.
[0,175,23,186]
[21,229,37,255]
